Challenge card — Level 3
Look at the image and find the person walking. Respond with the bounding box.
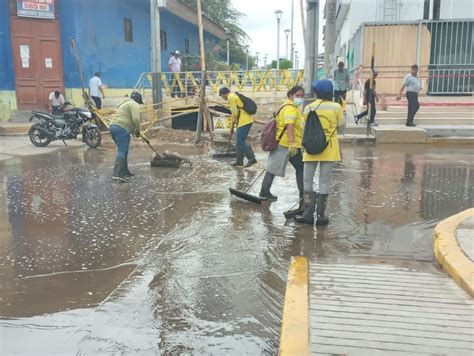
[168,50,182,98]
[109,92,143,183]
[89,72,105,109]
[333,61,350,103]
[219,87,257,168]
[48,90,65,114]
[354,70,378,127]
[295,80,345,226]
[397,64,422,127]
[259,86,305,206]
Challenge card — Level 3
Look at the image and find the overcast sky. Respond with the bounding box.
[232,0,326,67]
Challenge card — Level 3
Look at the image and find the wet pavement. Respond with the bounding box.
[0,142,472,354]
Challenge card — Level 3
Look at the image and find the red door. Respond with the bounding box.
[11,16,64,110]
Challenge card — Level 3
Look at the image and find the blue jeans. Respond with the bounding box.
[236,123,252,150]
[110,124,131,160]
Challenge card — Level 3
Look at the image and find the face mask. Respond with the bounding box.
[293,98,304,106]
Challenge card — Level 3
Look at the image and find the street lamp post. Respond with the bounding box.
[295,50,299,69]
[274,10,283,70]
[245,45,249,70]
[264,53,268,68]
[284,29,290,60]
[225,30,230,67]
[255,52,260,69]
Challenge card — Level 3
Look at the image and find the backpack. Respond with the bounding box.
[302,103,336,155]
[235,92,257,115]
[260,104,293,152]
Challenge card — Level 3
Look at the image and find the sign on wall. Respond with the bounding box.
[17,0,55,20]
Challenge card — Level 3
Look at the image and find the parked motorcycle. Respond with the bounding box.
[28,101,102,148]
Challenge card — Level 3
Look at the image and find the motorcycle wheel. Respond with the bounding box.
[28,126,52,147]
[83,126,102,148]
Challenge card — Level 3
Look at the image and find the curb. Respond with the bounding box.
[279,256,309,356]
[434,208,474,297]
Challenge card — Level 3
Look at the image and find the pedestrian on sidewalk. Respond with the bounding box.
[89,72,105,109]
[168,50,182,98]
[333,61,350,103]
[219,87,257,168]
[295,80,345,226]
[109,92,143,183]
[354,70,378,127]
[259,86,305,207]
[397,64,422,127]
[48,90,65,114]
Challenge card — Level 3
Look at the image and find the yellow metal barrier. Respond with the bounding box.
[141,69,304,95]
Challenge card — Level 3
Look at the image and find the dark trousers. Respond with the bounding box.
[289,149,304,195]
[91,96,102,109]
[334,90,347,104]
[406,92,419,125]
[358,96,376,124]
[110,124,131,160]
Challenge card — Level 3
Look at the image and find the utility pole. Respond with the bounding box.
[304,0,319,96]
[195,0,206,144]
[324,0,337,78]
[255,52,260,68]
[290,0,294,66]
[150,0,163,106]
[225,30,230,67]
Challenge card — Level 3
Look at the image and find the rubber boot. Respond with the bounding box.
[113,159,129,183]
[244,146,257,167]
[259,172,277,201]
[294,192,317,224]
[231,148,244,168]
[316,194,329,226]
[123,157,135,178]
[284,194,304,219]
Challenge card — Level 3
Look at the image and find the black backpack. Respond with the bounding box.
[302,104,336,155]
[235,92,257,115]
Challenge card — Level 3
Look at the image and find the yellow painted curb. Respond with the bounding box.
[279,256,309,356]
[434,208,474,298]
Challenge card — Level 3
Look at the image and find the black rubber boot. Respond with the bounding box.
[231,148,244,167]
[259,172,277,201]
[113,159,129,183]
[244,146,257,167]
[123,157,135,178]
[284,194,304,219]
[316,194,329,226]
[295,192,317,224]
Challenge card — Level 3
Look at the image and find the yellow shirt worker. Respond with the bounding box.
[260,85,306,209]
[219,87,257,168]
[295,80,345,226]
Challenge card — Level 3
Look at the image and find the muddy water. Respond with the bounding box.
[0,143,472,354]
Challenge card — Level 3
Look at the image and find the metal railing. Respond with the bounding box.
[134,69,305,96]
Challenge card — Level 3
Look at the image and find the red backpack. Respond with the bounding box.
[260,104,294,151]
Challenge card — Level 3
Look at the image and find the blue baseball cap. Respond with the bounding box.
[311,79,333,93]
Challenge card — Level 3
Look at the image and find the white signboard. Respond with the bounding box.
[45,58,53,68]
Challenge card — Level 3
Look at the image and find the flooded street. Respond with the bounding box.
[0,143,472,354]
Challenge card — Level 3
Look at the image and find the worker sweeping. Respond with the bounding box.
[219,87,257,168]
[295,80,345,225]
[259,85,305,217]
[110,91,143,183]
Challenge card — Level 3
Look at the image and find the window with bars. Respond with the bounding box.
[160,30,167,50]
[184,39,190,54]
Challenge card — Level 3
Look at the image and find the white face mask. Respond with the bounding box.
[293,97,304,106]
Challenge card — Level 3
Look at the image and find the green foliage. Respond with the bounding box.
[270,59,293,69]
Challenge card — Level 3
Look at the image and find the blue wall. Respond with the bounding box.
[0,0,15,90]
[60,0,220,89]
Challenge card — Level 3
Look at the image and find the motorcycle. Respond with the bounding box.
[28,101,102,148]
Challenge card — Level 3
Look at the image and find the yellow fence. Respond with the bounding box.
[136,69,305,95]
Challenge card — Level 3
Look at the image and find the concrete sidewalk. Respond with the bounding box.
[0,135,84,162]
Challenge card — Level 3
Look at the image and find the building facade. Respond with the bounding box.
[0,0,225,118]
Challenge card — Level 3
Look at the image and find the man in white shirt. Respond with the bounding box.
[168,50,182,97]
[397,64,422,127]
[89,72,105,109]
[48,90,65,114]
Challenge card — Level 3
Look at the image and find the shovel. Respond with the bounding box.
[229,169,266,205]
